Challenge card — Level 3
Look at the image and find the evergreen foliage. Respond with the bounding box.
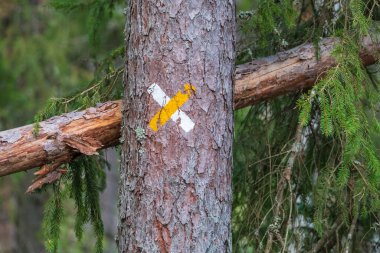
[5,0,380,252]
[26,0,124,252]
[42,155,109,253]
[49,0,118,51]
[43,184,64,253]
[296,12,380,244]
[237,0,297,63]
[234,0,380,252]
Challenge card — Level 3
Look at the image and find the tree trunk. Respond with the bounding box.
[117,1,235,252]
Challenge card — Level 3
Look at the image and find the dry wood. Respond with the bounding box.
[0,101,121,177]
[309,220,343,253]
[234,36,380,109]
[0,37,379,178]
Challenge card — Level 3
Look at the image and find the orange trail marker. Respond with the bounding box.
[149,84,196,132]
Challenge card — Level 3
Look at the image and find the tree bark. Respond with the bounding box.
[234,36,379,108]
[0,37,379,178]
[0,101,121,177]
[117,1,235,252]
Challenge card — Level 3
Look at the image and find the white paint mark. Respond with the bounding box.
[148,83,195,132]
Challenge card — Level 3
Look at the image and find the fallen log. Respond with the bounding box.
[0,37,379,178]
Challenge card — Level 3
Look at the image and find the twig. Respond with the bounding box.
[309,219,343,253]
[264,124,304,253]
[281,180,293,253]
[344,215,358,253]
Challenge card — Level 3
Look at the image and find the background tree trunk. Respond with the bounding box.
[118,0,235,252]
[101,148,119,253]
[0,178,47,253]
[0,180,17,253]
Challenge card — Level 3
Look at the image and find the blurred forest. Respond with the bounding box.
[0,0,124,252]
[1,0,380,253]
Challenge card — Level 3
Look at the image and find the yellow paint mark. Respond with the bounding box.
[149,84,196,132]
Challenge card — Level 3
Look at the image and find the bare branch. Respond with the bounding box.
[0,101,121,177]
[264,124,304,253]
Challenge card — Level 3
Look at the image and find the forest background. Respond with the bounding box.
[1,0,380,252]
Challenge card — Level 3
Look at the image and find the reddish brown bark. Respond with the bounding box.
[118,0,235,251]
[0,37,378,178]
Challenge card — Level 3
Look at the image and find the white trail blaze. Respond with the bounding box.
[147,83,195,132]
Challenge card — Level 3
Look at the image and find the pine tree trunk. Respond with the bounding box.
[118,1,235,252]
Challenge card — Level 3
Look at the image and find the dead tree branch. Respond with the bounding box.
[309,220,343,253]
[234,36,379,108]
[0,101,121,177]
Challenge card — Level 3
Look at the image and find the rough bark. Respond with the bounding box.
[234,36,380,108]
[0,37,379,178]
[0,101,121,177]
[117,0,235,252]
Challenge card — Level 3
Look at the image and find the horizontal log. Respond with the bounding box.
[234,36,380,109]
[0,37,379,179]
[0,101,122,177]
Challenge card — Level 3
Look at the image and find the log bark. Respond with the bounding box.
[0,101,121,177]
[117,0,235,252]
[0,37,379,178]
[234,36,380,109]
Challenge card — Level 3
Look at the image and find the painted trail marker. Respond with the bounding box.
[148,83,196,132]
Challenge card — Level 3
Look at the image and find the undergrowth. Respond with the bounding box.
[233,0,380,251]
[33,1,124,252]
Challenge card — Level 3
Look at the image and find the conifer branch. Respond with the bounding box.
[309,220,343,253]
[0,101,121,177]
[234,36,379,108]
